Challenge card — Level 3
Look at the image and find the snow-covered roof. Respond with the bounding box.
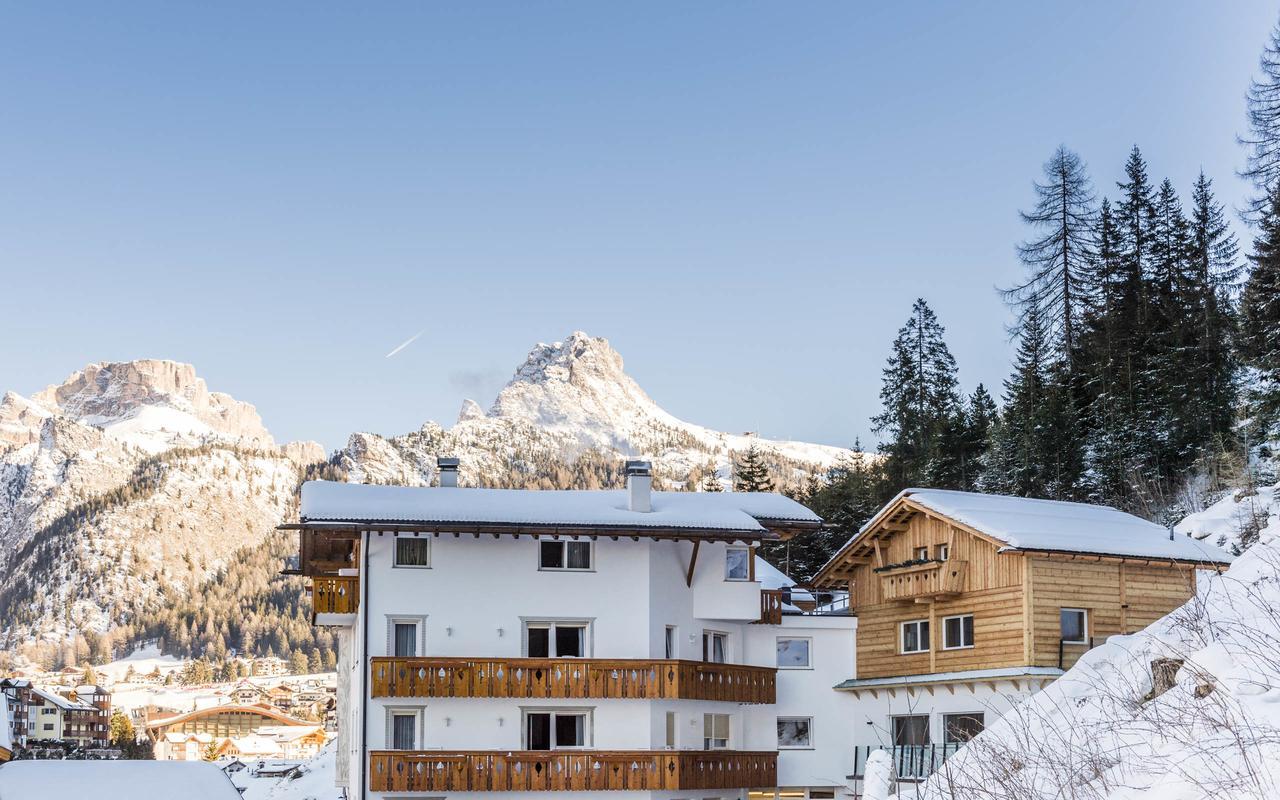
[299,481,820,535]
[32,686,94,712]
[895,488,1234,563]
[834,665,1065,690]
[0,760,242,800]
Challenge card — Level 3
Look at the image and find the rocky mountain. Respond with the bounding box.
[0,336,855,664]
[339,331,855,490]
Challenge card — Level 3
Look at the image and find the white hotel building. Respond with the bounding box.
[289,459,858,800]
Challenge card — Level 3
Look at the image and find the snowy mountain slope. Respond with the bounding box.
[917,474,1280,800]
[339,332,858,489]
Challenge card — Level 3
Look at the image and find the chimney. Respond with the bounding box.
[437,456,460,488]
[625,460,652,513]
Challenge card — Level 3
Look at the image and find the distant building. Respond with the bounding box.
[252,657,288,677]
[20,685,111,748]
[145,703,322,761]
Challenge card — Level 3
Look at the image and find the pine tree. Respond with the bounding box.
[1003,145,1097,367]
[872,299,961,489]
[785,445,888,579]
[1241,184,1280,443]
[700,470,724,492]
[733,445,775,493]
[109,709,135,747]
[984,308,1051,495]
[929,386,997,491]
[1241,17,1280,221]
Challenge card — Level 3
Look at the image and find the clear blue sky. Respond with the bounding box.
[1,2,1274,452]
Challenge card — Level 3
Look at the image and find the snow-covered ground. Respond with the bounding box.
[914,477,1280,800]
[228,742,342,800]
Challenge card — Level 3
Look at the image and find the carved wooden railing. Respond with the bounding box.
[369,658,775,704]
[879,560,968,602]
[369,749,777,793]
[310,575,359,620]
[757,589,785,624]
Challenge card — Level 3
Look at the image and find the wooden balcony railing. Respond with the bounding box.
[369,750,777,793]
[310,575,359,621]
[879,560,968,602]
[758,589,785,624]
[370,658,775,704]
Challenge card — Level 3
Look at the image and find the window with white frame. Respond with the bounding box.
[936,543,950,561]
[942,614,974,649]
[387,617,424,657]
[892,714,930,746]
[702,631,728,663]
[725,547,751,581]
[914,546,930,560]
[900,619,929,654]
[703,713,729,749]
[775,637,811,668]
[1060,608,1088,644]
[386,708,422,750]
[776,716,812,749]
[524,709,590,750]
[539,540,592,571]
[394,536,431,568]
[664,626,677,659]
[525,620,588,657]
[943,712,985,743]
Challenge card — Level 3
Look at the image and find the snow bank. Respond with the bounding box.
[915,482,1280,800]
[231,741,342,800]
[0,760,241,800]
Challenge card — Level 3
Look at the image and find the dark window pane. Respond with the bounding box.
[566,542,591,569]
[540,542,564,569]
[963,615,974,646]
[555,714,584,747]
[893,715,930,746]
[555,625,584,657]
[527,713,551,750]
[944,713,984,743]
[1061,610,1085,642]
[527,627,550,658]
[392,714,415,750]
[394,623,416,657]
[395,538,430,567]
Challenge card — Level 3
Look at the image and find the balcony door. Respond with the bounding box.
[524,710,589,750]
[525,621,588,658]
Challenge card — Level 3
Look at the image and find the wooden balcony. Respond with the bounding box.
[880,560,968,602]
[757,589,785,624]
[369,658,775,704]
[369,749,777,793]
[310,575,359,623]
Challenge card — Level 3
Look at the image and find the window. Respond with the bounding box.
[387,709,421,750]
[900,620,929,654]
[936,544,950,561]
[524,710,589,750]
[665,626,677,659]
[703,713,729,750]
[943,712,985,743]
[665,711,677,748]
[394,536,431,567]
[775,638,811,668]
[942,614,974,650]
[539,540,592,570]
[776,717,812,749]
[914,546,930,560]
[387,618,424,657]
[42,723,53,731]
[725,547,751,581]
[525,621,587,657]
[892,715,930,746]
[702,631,728,663]
[1061,608,1088,644]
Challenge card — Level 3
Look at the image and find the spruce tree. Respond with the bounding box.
[872,299,961,489]
[733,445,776,493]
[1241,184,1280,444]
[700,470,724,492]
[1241,17,1280,221]
[983,308,1052,496]
[1003,145,1097,367]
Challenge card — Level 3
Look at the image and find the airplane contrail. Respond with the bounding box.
[385,330,425,359]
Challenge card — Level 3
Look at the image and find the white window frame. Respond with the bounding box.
[942,711,986,743]
[725,546,751,581]
[776,716,814,750]
[702,630,729,663]
[520,707,593,750]
[942,614,974,650]
[392,535,432,568]
[914,546,930,560]
[936,543,950,561]
[665,626,678,660]
[900,619,929,654]
[521,618,593,658]
[386,616,426,658]
[538,539,594,572]
[1060,608,1089,645]
[385,707,424,750]
[702,712,730,750]
[775,637,812,669]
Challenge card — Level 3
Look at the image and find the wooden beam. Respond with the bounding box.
[685,541,701,587]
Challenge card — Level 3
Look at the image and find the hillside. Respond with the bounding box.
[917,469,1280,800]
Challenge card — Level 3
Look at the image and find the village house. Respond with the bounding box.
[146,703,321,761]
[810,488,1232,780]
[289,459,856,800]
[2,683,113,749]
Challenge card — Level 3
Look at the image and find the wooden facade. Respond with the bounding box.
[815,494,1220,679]
[369,657,775,704]
[368,750,777,793]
